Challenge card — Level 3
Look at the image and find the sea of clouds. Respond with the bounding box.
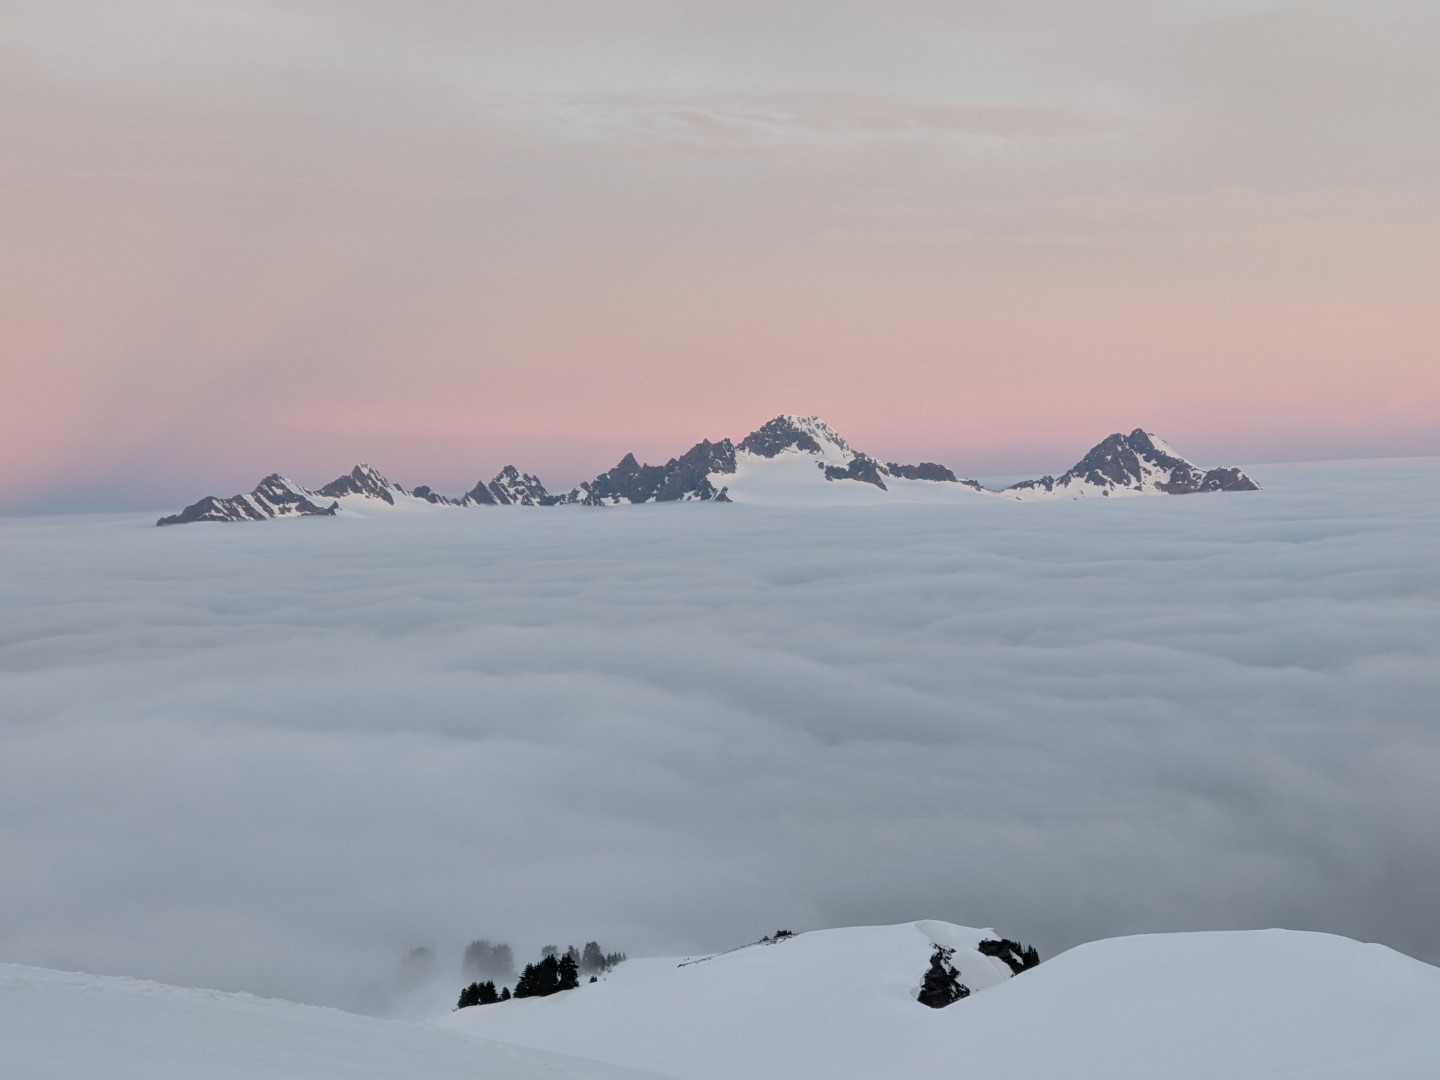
[2,458,1437,1012]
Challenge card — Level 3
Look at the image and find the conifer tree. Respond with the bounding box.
[581,941,605,974]
[514,954,563,998]
[558,952,580,991]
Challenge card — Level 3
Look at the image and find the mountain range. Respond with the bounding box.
[156,415,1259,525]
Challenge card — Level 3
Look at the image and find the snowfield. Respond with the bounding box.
[440,921,1440,1080]
[6,921,1440,1080]
[0,963,667,1080]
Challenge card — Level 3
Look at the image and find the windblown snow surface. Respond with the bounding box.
[6,921,1439,1079]
[0,962,664,1080]
[440,921,1440,1080]
[1,458,1438,1013]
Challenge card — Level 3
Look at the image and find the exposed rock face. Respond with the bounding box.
[480,465,554,506]
[462,479,498,506]
[739,415,852,459]
[1006,429,1259,498]
[823,454,889,490]
[412,485,458,506]
[1196,466,1260,492]
[655,439,737,500]
[880,461,984,490]
[884,461,958,482]
[567,438,737,505]
[570,452,668,506]
[316,463,404,504]
[156,474,337,526]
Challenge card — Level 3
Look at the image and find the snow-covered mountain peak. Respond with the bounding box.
[156,473,337,525]
[316,462,408,504]
[487,466,554,506]
[1006,429,1260,499]
[738,415,854,462]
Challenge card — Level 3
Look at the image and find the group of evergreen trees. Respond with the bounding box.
[915,938,1042,1010]
[513,952,580,998]
[976,937,1041,976]
[454,939,627,1010]
[456,980,510,1008]
[917,944,971,1009]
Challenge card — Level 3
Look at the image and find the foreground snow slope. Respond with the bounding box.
[443,922,1440,1080]
[0,963,670,1080]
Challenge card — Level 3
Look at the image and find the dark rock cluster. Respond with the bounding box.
[568,439,737,505]
[823,454,889,490]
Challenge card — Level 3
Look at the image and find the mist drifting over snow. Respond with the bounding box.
[2,459,1437,1010]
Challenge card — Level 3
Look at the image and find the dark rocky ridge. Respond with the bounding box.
[157,474,337,526]
[823,454,889,489]
[316,463,403,504]
[884,462,957,482]
[568,439,735,505]
[412,485,457,506]
[472,466,556,506]
[1006,429,1259,496]
[739,417,831,458]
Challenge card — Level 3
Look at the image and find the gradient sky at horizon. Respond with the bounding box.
[3,0,1438,512]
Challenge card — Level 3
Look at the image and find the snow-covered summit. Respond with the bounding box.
[315,462,407,504]
[1006,429,1260,499]
[465,465,556,506]
[737,414,855,462]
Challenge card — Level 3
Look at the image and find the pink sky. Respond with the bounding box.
[3,1,1437,512]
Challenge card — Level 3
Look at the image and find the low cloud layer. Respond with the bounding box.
[2,459,1437,1010]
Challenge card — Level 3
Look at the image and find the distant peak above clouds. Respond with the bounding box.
[1004,428,1261,499]
[155,474,338,525]
[155,417,1259,524]
[738,415,854,460]
[315,462,406,505]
